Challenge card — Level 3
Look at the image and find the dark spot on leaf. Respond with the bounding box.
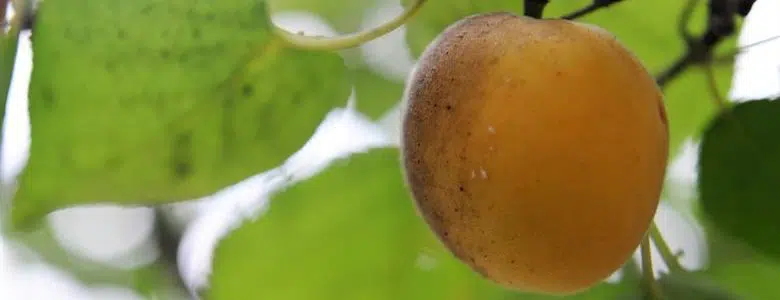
[446,105,452,110]
[179,53,189,64]
[140,4,153,14]
[458,185,464,192]
[64,27,73,39]
[40,85,55,109]
[291,93,303,105]
[104,156,123,171]
[117,29,126,39]
[192,28,201,39]
[241,84,253,97]
[105,61,117,73]
[160,50,171,59]
[59,149,74,166]
[171,132,193,179]
[221,95,237,158]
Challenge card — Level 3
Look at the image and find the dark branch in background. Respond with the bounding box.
[154,208,190,295]
[524,0,549,19]
[561,0,625,20]
[1,0,9,28]
[525,0,627,20]
[655,0,756,87]
[21,5,33,30]
[737,0,756,16]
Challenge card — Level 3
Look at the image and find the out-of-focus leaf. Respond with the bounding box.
[698,99,780,261]
[352,67,404,119]
[207,148,630,299]
[12,0,350,228]
[699,219,780,299]
[618,273,739,300]
[656,273,740,300]
[704,259,780,299]
[402,0,734,159]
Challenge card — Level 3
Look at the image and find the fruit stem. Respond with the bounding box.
[641,235,665,299]
[524,0,549,19]
[272,0,427,51]
[560,0,626,20]
[649,222,686,273]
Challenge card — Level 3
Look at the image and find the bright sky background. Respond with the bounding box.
[1,0,779,298]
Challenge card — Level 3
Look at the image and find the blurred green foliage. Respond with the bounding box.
[1,0,779,299]
[12,0,350,227]
[699,100,780,262]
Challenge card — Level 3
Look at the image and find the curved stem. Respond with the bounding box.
[649,222,685,273]
[704,62,727,111]
[273,0,427,51]
[641,235,665,299]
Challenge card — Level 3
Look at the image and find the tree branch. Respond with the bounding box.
[655,0,753,88]
[153,208,189,295]
[1,0,9,28]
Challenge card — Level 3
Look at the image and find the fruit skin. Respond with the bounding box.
[400,12,668,295]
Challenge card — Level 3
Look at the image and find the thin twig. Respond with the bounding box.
[649,223,685,273]
[656,0,750,88]
[704,60,727,110]
[641,236,665,299]
[711,34,780,65]
[561,0,626,20]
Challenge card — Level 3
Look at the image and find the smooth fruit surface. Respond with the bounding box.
[401,12,668,295]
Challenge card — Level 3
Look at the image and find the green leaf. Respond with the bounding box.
[207,148,501,299]
[698,209,780,299]
[401,0,734,158]
[620,273,740,300]
[207,148,630,299]
[656,273,740,300]
[698,99,780,261]
[704,260,780,299]
[12,0,350,227]
[352,67,404,119]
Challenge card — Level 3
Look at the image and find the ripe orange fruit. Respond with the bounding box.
[401,12,668,295]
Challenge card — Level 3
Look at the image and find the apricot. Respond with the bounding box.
[400,12,668,295]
